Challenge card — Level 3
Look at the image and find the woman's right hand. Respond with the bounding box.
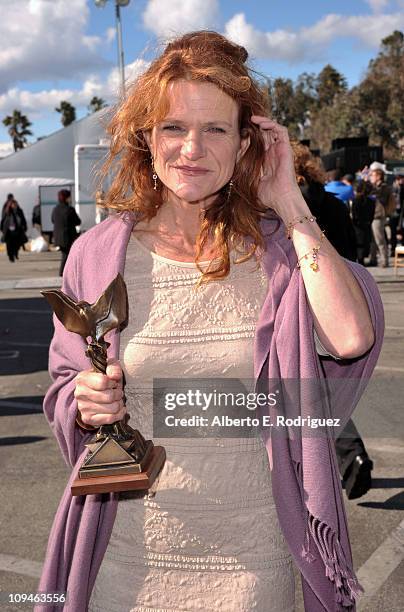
[74,358,127,428]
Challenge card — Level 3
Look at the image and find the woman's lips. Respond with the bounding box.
[173,166,210,176]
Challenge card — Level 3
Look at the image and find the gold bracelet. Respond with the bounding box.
[75,409,98,432]
[296,231,326,271]
[286,214,316,240]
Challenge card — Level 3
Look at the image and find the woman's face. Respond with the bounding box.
[369,170,382,185]
[144,80,250,204]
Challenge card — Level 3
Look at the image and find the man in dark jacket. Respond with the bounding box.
[368,168,392,267]
[51,189,81,276]
[351,180,376,264]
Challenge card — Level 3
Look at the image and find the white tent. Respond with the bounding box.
[0,109,109,234]
[0,109,109,180]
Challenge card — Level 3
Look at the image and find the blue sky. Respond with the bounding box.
[1,0,403,156]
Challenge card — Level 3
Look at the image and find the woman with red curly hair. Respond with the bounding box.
[38,32,383,612]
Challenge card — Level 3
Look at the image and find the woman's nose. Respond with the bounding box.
[180,130,204,159]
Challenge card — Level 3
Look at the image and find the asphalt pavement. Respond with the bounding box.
[0,246,403,611]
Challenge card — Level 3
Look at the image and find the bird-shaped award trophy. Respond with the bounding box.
[42,274,165,496]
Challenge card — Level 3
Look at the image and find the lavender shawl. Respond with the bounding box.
[36,212,384,612]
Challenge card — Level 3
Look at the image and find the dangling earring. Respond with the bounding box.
[151,156,158,191]
[226,179,234,202]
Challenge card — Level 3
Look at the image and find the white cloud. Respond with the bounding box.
[0,59,150,121]
[225,14,307,63]
[0,0,107,93]
[224,11,404,64]
[305,12,404,48]
[366,0,390,12]
[142,0,219,38]
[0,142,14,158]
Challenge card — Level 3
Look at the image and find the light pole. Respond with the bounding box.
[94,0,130,97]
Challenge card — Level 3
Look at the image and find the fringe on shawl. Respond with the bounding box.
[293,460,363,610]
[304,513,364,610]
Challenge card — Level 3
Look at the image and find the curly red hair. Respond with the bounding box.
[100,30,273,283]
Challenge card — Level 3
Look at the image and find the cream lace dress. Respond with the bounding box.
[88,234,296,612]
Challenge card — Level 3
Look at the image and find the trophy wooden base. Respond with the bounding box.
[71,446,166,496]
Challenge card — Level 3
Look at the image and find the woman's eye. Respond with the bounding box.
[161,125,226,134]
[207,127,226,134]
[162,125,183,132]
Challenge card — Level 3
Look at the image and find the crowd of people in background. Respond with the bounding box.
[324,163,404,268]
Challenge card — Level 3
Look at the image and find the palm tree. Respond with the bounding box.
[88,96,107,114]
[2,110,33,151]
[55,101,76,127]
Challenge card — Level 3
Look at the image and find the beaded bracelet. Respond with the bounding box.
[296,231,326,272]
[286,214,317,240]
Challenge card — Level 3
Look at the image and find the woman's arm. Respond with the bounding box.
[250,116,375,359]
[280,191,374,359]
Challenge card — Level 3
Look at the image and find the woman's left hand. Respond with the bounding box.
[250,115,302,218]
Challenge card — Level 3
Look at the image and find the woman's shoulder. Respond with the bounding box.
[62,212,135,299]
